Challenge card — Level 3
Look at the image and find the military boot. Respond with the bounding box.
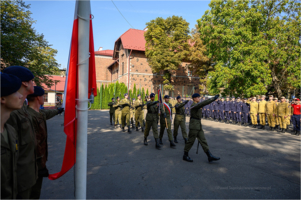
[183,151,193,162]
[278,128,282,132]
[174,137,178,143]
[282,128,286,133]
[114,125,117,129]
[155,138,161,150]
[141,127,144,132]
[127,126,131,134]
[169,140,176,149]
[136,127,139,131]
[296,131,300,136]
[205,150,220,163]
[132,123,135,129]
[159,138,163,145]
[184,138,188,144]
[262,126,265,130]
[144,137,148,145]
[291,130,296,135]
[122,127,125,132]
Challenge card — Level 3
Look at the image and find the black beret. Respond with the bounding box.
[1,73,22,97]
[111,98,115,100]
[164,95,169,99]
[232,96,235,99]
[244,98,247,100]
[137,94,141,97]
[192,93,200,98]
[176,95,181,100]
[117,96,120,99]
[150,93,155,98]
[3,66,34,82]
[237,97,240,99]
[124,93,128,96]
[27,86,45,97]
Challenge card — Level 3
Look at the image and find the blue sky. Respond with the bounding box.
[25,1,211,69]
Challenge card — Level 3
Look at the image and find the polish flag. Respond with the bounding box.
[48,1,97,180]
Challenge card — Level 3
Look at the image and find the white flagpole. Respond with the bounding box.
[76,0,90,199]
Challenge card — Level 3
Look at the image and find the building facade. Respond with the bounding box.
[95,28,200,96]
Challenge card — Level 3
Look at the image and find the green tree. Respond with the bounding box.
[198,0,300,98]
[146,88,149,96]
[145,16,190,91]
[100,84,104,109]
[1,0,60,87]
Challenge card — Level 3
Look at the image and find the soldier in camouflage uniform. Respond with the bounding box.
[173,96,189,144]
[276,96,289,133]
[183,93,220,163]
[108,98,115,125]
[143,93,160,149]
[130,98,135,129]
[120,93,131,133]
[113,97,122,128]
[134,94,144,132]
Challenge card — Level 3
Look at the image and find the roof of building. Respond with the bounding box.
[40,75,66,91]
[118,29,146,51]
[95,49,114,57]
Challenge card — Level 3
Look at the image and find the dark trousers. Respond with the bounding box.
[292,115,300,132]
[225,111,230,121]
[214,110,218,119]
[235,112,242,122]
[206,110,211,118]
[230,111,235,121]
[219,111,224,120]
[242,113,249,124]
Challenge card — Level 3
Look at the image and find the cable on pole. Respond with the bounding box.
[111,0,134,28]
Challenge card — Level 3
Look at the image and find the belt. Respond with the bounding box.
[190,117,200,120]
[176,114,185,116]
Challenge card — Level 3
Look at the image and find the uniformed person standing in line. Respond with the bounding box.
[120,93,131,133]
[173,96,189,144]
[134,94,144,132]
[159,95,176,148]
[250,97,259,128]
[143,93,160,149]
[130,98,135,129]
[242,98,250,126]
[205,97,210,120]
[258,95,267,129]
[235,98,243,125]
[265,95,276,131]
[1,73,23,199]
[183,94,220,163]
[108,98,115,125]
[4,66,37,199]
[201,97,206,119]
[274,97,280,130]
[26,86,64,199]
[218,98,225,123]
[113,97,122,128]
[212,99,219,121]
[224,97,231,123]
[276,97,289,133]
[285,99,292,128]
[230,97,236,124]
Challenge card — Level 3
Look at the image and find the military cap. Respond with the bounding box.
[132,98,135,100]
[176,95,181,100]
[164,95,169,99]
[124,93,128,97]
[192,93,200,98]
[281,96,285,99]
[27,86,45,97]
[244,98,247,100]
[237,97,240,99]
[261,95,266,97]
[111,98,115,100]
[232,96,235,99]
[150,93,155,98]
[3,66,34,82]
[1,73,22,97]
[221,97,225,99]
[269,95,273,97]
[274,97,278,100]
[117,96,120,99]
[137,94,141,97]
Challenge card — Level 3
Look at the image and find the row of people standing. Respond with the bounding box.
[1,66,64,199]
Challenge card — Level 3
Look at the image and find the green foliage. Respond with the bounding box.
[145,16,190,91]
[146,89,149,96]
[142,88,145,99]
[133,84,137,100]
[154,94,158,101]
[1,0,60,87]
[198,0,300,98]
[100,84,103,109]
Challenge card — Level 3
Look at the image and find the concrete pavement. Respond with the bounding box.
[41,110,300,199]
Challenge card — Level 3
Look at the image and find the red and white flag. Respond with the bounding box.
[48,1,97,180]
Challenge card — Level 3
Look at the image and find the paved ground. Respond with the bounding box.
[41,110,300,199]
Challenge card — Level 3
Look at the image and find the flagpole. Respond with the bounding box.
[76,0,90,199]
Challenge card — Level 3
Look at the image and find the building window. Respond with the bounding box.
[122,62,124,75]
[43,94,48,102]
[188,71,192,77]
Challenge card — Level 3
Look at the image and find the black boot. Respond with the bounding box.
[132,123,135,129]
[114,125,117,129]
[136,127,139,131]
[155,138,161,150]
[174,137,178,143]
[262,126,265,130]
[282,128,286,133]
[141,127,144,132]
[205,150,220,163]
[184,138,188,144]
[291,130,296,135]
[169,140,176,149]
[144,137,148,145]
[122,127,125,132]
[128,126,131,134]
[278,128,282,132]
[296,131,300,136]
[159,138,163,145]
[183,151,193,162]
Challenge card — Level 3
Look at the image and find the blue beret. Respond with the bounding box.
[150,93,155,98]
[192,93,200,98]
[112,98,115,100]
[137,94,141,97]
[244,98,247,100]
[237,97,240,99]
[177,95,181,100]
[3,66,34,82]
[164,95,169,99]
[27,86,44,97]
[232,96,235,99]
[124,93,128,96]
[132,98,135,100]
[1,74,22,97]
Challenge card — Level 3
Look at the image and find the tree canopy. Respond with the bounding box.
[1,0,60,87]
[197,0,300,98]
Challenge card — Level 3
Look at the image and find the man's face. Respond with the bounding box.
[1,91,23,110]
[133,100,135,103]
[38,96,44,106]
[232,98,235,101]
[226,98,229,101]
[177,98,181,103]
[165,98,169,103]
[269,97,273,101]
[281,98,285,102]
[117,98,120,102]
[22,79,34,94]
[125,95,128,99]
[112,99,115,102]
[138,96,141,100]
[262,97,265,101]
[253,98,256,102]
[193,97,200,103]
[150,97,155,101]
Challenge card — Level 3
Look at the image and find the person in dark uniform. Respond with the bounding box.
[144,93,160,149]
[218,98,225,122]
[212,99,219,121]
[208,100,214,120]
[224,97,231,123]
[1,73,23,199]
[203,97,208,119]
[108,98,115,125]
[230,97,236,124]
[235,97,243,125]
[173,96,189,143]
[205,97,210,119]
[242,98,250,126]
[183,93,220,163]
[201,97,205,119]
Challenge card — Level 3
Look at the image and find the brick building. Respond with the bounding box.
[95,28,200,96]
